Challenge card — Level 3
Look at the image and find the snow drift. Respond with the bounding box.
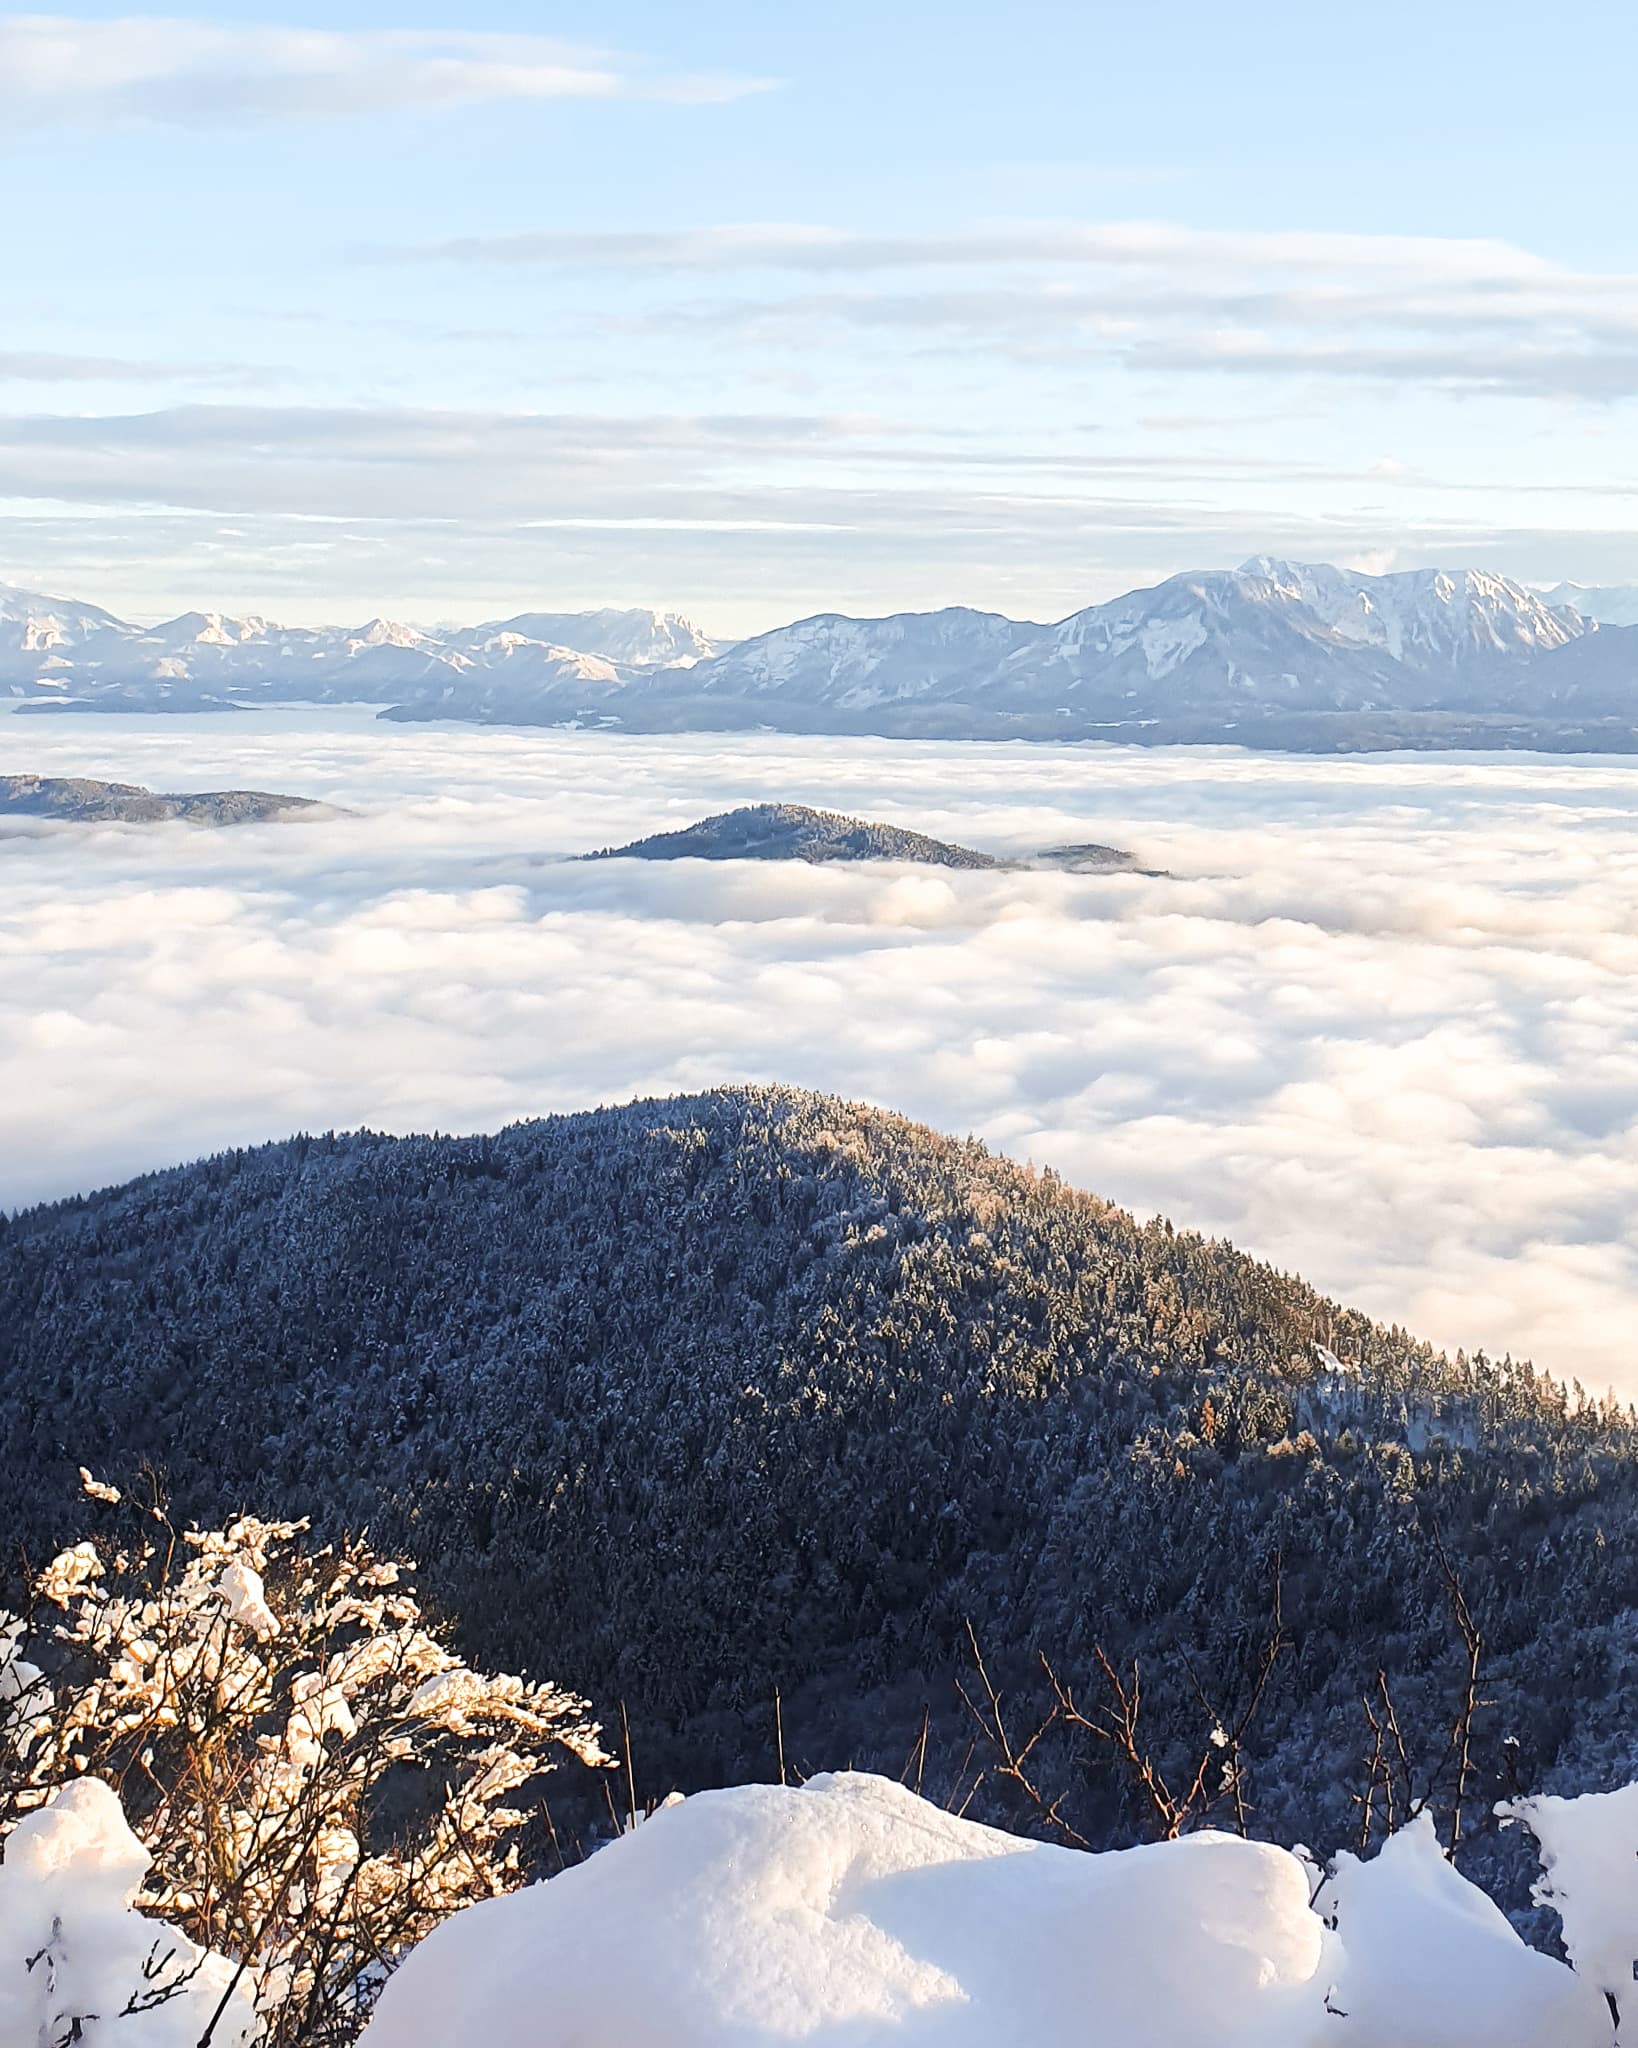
[0,1777,256,2047]
[361,1771,1611,2047]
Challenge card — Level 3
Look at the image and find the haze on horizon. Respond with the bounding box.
[5,1,1638,638]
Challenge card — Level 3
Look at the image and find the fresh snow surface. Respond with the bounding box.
[361,1772,1611,2047]
[216,1558,280,1637]
[1506,1784,1638,2016]
[0,1778,256,2047]
[1316,1815,1603,2046]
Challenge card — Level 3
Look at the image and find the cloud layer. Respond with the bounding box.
[4,709,1638,1395]
[10,400,1638,638]
[2,17,772,127]
[395,219,1638,401]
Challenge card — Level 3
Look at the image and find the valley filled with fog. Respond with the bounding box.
[5,704,1637,1392]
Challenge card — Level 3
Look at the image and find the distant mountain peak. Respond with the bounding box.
[1541,580,1638,629]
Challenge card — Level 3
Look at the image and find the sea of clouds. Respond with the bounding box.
[5,705,1637,1393]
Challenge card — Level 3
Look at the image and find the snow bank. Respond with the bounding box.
[1505,1784,1638,2015]
[0,1777,257,2047]
[362,1771,1610,2048]
[1321,1814,1605,2045]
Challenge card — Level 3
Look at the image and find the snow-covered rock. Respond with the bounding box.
[0,1777,257,2047]
[360,1771,1609,2048]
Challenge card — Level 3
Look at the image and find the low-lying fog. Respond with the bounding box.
[6,706,1637,1393]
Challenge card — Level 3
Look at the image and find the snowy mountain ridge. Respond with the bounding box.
[0,582,722,710]
[1239,558,1583,668]
[680,559,1598,729]
[6,560,1636,739]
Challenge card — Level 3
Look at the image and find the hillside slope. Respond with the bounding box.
[3,1087,1635,1862]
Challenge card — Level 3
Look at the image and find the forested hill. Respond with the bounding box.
[3,1086,1637,1869]
[583,802,1006,868]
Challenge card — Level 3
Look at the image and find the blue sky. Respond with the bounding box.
[6,1,1638,631]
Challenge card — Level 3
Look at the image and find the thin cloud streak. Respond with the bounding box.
[0,349,270,387]
[391,221,1580,281]
[4,400,1637,633]
[381,218,1638,401]
[2,18,776,128]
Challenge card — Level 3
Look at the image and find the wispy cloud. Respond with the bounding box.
[1,17,775,128]
[3,401,1637,633]
[389,221,1566,279]
[0,348,269,386]
[382,219,1638,402]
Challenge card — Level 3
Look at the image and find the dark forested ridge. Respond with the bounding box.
[4,1085,1637,1883]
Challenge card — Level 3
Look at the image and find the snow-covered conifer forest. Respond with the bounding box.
[5,1086,1638,2040]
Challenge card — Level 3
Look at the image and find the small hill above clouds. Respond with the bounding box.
[588,802,998,868]
[3,1083,1635,1866]
[0,773,335,825]
[582,802,1142,872]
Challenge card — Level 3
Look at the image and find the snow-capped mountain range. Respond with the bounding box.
[6,560,1638,744]
[0,587,718,712]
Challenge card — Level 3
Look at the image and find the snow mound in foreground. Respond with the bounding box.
[1505,1783,1638,2018]
[0,1776,256,2047]
[362,1771,1609,2047]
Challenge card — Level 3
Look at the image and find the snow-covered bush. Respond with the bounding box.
[0,1478,609,2045]
[362,1773,1616,2048]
